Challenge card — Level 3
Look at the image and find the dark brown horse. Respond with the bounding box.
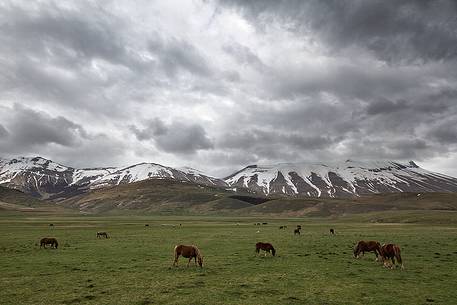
[353,240,381,260]
[380,243,404,269]
[255,242,276,256]
[96,232,109,238]
[173,245,203,267]
[40,237,58,249]
[330,228,335,235]
[294,228,301,235]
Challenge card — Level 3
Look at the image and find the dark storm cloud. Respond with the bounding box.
[365,98,409,115]
[219,0,457,63]
[337,137,435,161]
[130,119,214,154]
[0,3,137,69]
[2,104,88,150]
[0,1,153,119]
[428,120,457,144]
[220,129,334,151]
[129,118,168,141]
[0,104,128,167]
[148,36,213,77]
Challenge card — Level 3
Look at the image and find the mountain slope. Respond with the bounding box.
[0,185,67,212]
[57,179,253,214]
[225,160,457,197]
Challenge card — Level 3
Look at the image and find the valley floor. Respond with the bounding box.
[1,213,456,305]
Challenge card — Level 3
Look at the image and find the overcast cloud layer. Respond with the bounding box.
[1,0,456,177]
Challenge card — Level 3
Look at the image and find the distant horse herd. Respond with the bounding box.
[39,223,404,270]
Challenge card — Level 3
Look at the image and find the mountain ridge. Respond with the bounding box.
[1,156,457,200]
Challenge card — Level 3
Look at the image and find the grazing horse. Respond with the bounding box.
[96,232,109,238]
[255,242,276,256]
[173,245,203,267]
[330,228,335,235]
[353,240,381,260]
[294,228,301,235]
[40,237,58,249]
[380,243,404,269]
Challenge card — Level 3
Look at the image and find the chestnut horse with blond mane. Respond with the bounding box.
[380,243,404,269]
[353,240,381,260]
[173,245,203,267]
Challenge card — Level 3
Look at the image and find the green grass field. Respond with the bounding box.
[1,213,457,305]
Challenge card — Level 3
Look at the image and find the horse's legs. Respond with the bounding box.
[397,255,404,270]
[194,256,197,266]
[173,254,180,267]
[187,257,192,267]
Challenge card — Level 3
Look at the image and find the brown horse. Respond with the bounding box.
[96,232,109,238]
[173,245,203,267]
[40,237,58,249]
[255,242,276,256]
[294,228,301,235]
[353,240,381,260]
[330,228,335,235]
[380,243,404,269]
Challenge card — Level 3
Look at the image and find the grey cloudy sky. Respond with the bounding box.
[1,0,456,177]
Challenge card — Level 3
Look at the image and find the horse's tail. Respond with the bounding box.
[271,246,276,256]
[395,245,403,268]
[54,240,58,249]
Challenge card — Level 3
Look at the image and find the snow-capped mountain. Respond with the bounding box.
[224,160,457,197]
[2,157,457,200]
[0,156,227,199]
[89,163,226,189]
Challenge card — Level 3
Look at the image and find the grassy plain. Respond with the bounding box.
[1,213,457,305]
